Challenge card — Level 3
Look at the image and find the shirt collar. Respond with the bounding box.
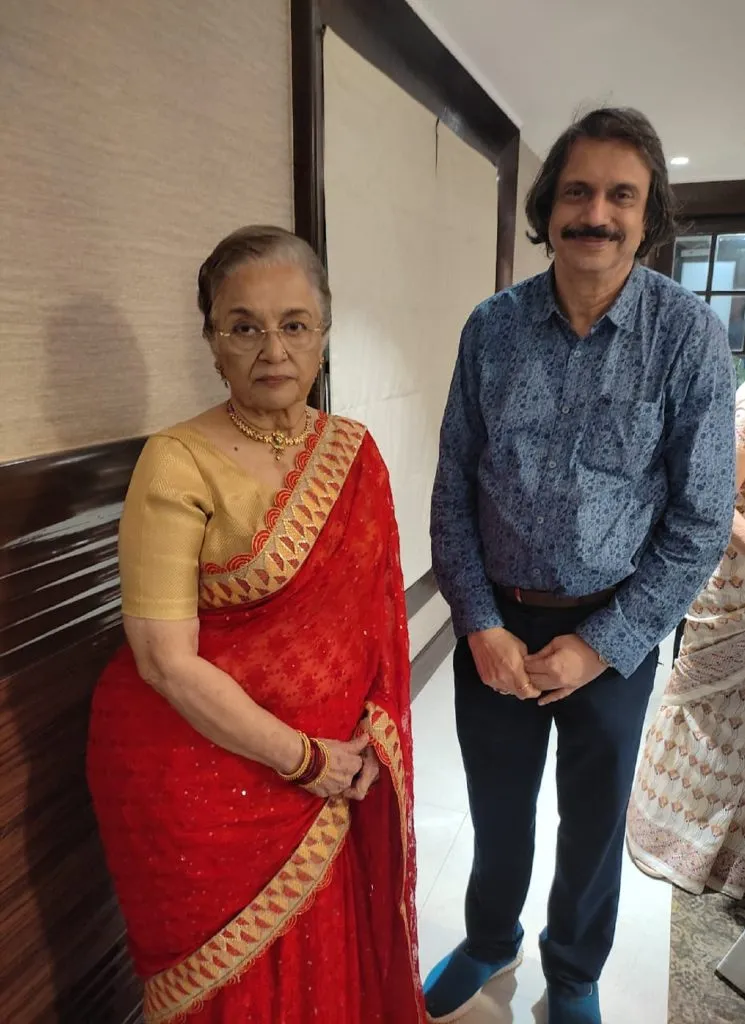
[535,262,645,330]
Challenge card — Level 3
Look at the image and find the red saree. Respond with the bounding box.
[87,416,425,1022]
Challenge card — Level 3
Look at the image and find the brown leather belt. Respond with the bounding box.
[495,585,616,609]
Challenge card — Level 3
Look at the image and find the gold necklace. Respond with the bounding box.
[226,402,313,460]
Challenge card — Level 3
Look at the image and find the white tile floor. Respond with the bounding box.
[413,633,677,1024]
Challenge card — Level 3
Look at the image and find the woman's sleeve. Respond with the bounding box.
[118,435,212,620]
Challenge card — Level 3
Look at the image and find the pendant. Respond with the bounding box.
[271,432,286,460]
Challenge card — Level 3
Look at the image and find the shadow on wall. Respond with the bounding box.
[1,299,149,1020]
[42,296,149,451]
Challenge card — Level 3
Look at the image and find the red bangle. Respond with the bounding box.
[293,739,329,787]
[295,743,320,786]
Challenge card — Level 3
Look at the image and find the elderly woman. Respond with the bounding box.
[627,381,745,897]
[87,226,425,1023]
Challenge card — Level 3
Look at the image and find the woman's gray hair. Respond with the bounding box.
[197,225,332,337]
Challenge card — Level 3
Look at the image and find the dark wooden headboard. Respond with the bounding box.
[0,438,145,1023]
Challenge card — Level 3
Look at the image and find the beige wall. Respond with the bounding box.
[513,139,553,283]
[323,31,498,588]
[0,0,293,461]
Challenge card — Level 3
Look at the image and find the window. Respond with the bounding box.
[672,232,745,384]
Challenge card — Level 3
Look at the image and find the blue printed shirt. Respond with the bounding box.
[431,264,736,677]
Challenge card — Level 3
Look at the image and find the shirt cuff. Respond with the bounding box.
[449,594,504,639]
[576,605,653,679]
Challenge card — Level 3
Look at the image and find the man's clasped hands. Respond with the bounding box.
[468,627,607,707]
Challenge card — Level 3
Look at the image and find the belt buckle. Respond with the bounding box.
[514,587,523,604]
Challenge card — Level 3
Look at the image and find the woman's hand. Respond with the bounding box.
[343,745,381,801]
[304,733,369,798]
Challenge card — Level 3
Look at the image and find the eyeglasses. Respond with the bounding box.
[215,322,329,352]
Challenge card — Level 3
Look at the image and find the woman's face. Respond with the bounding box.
[210,261,326,414]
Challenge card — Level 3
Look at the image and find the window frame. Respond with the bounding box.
[651,217,745,357]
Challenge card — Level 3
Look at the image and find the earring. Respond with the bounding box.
[214,361,229,388]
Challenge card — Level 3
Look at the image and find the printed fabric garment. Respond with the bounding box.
[626,385,745,897]
[86,413,425,1023]
[431,263,736,676]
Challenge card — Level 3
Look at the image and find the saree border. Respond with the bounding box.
[142,797,352,1023]
[199,415,366,610]
[143,707,419,1023]
[363,701,422,1014]
[627,801,745,897]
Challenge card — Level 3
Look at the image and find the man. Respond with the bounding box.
[427,108,735,1024]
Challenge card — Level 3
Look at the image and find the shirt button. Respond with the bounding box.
[548,460,556,469]
[532,568,541,577]
[562,406,571,414]
[537,516,545,524]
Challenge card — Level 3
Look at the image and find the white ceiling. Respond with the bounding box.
[407,0,745,183]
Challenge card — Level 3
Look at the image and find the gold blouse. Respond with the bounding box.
[119,415,367,619]
[119,424,276,620]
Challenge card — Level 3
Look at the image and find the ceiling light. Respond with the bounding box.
[670,156,690,166]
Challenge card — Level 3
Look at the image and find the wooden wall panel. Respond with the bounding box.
[0,440,144,1022]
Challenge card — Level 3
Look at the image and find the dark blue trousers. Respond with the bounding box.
[454,599,657,992]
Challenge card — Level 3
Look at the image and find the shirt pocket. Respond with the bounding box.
[578,396,663,479]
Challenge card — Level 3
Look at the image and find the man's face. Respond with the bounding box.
[548,138,652,277]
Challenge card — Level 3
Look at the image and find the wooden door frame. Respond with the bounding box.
[290,0,521,357]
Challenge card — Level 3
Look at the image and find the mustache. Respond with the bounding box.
[561,224,624,242]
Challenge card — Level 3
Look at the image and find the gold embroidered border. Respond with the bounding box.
[143,798,351,1024]
[363,702,407,808]
[199,416,366,610]
[363,702,422,1016]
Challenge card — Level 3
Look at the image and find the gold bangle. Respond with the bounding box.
[311,740,331,787]
[277,732,312,782]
